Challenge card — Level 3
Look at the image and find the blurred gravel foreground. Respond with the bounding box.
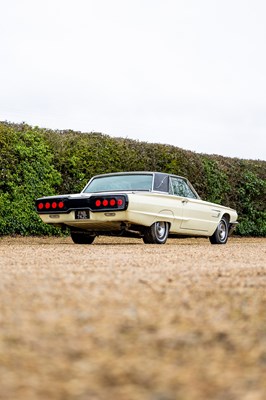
[0,236,266,400]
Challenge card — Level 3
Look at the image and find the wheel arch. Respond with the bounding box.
[157,210,173,230]
[222,213,230,223]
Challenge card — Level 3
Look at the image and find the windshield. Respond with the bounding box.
[83,174,153,193]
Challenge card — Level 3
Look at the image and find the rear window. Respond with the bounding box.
[83,174,153,193]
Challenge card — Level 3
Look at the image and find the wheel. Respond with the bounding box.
[209,218,229,245]
[70,231,95,244]
[143,222,169,244]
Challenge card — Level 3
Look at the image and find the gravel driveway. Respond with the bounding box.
[0,236,266,400]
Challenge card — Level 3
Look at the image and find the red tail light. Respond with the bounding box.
[58,201,64,209]
[37,200,65,212]
[37,195,127,213]
[92,195,127,211]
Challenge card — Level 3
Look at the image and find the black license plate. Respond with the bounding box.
[75,210,90,220]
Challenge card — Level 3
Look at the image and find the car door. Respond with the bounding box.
[180,197,213,232]
[170,177,213,233]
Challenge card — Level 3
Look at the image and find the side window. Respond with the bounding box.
[170,178,196,198]
[153,173,169,192]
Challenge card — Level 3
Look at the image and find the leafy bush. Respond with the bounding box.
[235,171,266,236]
[0,121,265,236]
[0,123,62,235]
[202,158,231,204]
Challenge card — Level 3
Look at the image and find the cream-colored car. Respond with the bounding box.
[36,171,238,245]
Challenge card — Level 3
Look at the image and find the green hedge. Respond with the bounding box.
[0,121,265,236]
[0,123,61,235]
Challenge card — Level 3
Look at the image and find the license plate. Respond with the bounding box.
[75,210,90,220]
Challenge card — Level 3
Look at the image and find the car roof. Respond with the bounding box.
[90,171,187,180]
[82,171,200,199]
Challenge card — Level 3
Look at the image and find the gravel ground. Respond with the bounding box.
[0,236,266,400]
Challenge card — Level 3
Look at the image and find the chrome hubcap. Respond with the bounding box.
[156,222,166,239]
[218,221,227,241]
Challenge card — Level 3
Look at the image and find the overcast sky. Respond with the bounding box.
[1,0,266,160]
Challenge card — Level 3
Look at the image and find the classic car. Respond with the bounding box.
[36,171,238,245]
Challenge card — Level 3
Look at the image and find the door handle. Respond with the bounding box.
[182,199,189,204]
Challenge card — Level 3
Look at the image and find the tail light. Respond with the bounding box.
[91,195,127,211]
[36,194,128,213]
[37,200,65,212]
[38,202,44,210]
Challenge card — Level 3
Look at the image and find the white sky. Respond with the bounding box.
[1,0,266,160]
